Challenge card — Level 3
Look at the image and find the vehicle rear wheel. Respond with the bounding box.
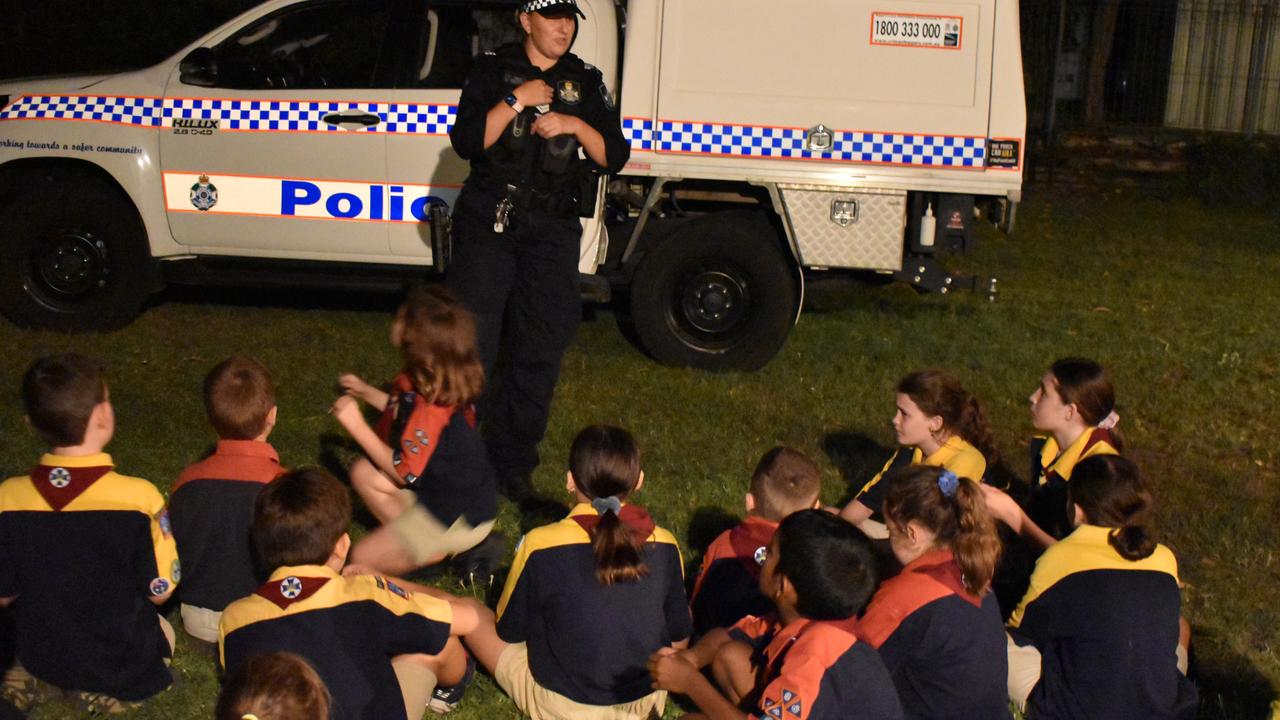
[0,175,155,331]
[629,212,798,371]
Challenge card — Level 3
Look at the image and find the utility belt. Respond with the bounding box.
[470,177,594,232]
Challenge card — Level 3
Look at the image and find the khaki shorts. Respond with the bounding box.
[180,604,221,644]
[391,491,494,565]
[494,643,667,720]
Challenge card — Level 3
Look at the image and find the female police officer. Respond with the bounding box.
[447,0,629,500]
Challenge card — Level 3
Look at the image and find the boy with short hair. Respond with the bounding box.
[650,510,904,720]
[0,354,180,713]
[170,356,284,646]
[218,468,477,720]
[689,447,822,635]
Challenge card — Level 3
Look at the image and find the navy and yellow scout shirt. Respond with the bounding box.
[689,515,777,636]
[1027,428,1118,539]
[496,503,692,706]
[374,372,496,527]
[730,614,903,720]
[857,549,1010,720]
[0,453,179,700]
[170,439,283,611]
[219,565,452,720]
[855,437,987,516]
[1008,525,1197,720]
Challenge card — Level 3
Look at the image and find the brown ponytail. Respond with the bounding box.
[897,370,999,467]
[1068,455,1156,561]
[569,425,649,586]
[882,464,1001,595]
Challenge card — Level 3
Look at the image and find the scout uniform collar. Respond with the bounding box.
[255,565,339,610]
[31,452,114,511]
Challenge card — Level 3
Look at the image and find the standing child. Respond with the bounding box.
[839,370,994,539]
[218,468,479,720]
[0,355,179,713]
[170,356,284,647]
[454,425,691,720]
[1006,455,1195,719]
[690,446,821,636]
[649,510,903,720]
[857,465,1010,720]
[333,284,498,576]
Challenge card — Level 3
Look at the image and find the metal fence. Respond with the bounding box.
[1025,0,1280,146]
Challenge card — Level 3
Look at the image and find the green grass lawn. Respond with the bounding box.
[1,182,1277,719]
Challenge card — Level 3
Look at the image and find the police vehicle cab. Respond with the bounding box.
[0,0,1024,370]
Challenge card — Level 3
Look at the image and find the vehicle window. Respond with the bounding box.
[412,4,522,89]
[215,1,392,90]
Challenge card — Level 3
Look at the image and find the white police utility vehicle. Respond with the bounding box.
[0,0,1024,370]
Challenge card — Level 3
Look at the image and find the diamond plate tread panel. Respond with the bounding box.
[781,188,906,270]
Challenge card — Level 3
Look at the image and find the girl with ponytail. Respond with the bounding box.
[1006,455,1195,719]
[839,369,994,539]
[857,465,1010,720]
[455,425,692,720]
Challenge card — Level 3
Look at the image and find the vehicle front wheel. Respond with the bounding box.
[629,212,798,371]
[0,175,155,331]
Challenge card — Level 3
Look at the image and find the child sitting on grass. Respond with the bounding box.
[857,465,1009,719]
[649,509,903,720]
[0,354,179,714]
[453,425,691,720]
[218,468,479,720]
[171,356,285,647]
[332,284,499,578]
[1006,455,1195,719]
[689,446,821,636]
[838,369,993,540]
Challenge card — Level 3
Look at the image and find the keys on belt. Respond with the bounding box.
[493,185,517,233]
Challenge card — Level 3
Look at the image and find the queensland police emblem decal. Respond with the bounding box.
[48,467,71,489]
[558,80,581,104]
[190,174,218,211]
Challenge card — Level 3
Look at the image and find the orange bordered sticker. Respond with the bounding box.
[870,12,963,50]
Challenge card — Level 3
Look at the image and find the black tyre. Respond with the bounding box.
[0,175,155,331]
[629,212,798,371]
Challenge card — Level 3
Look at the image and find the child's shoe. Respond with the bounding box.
[427,653,475,714]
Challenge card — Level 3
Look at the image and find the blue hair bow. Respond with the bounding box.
[937,470,960,498]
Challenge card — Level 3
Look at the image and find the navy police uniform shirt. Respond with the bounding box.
[730,614,903,720]
[496,503,692,705]
[219,565,452,720]
[858,549,1010,720]
[1008,525,1197,720]
[0,453,180,700]
[170,439,283,611]
[689,515,777,636]
[374,372,496,527]
[449,42,629,213]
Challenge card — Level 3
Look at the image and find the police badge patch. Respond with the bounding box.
[189,174,218,211]
[558,80,581,104]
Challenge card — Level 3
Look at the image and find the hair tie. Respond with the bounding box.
[242,715,260,720]
[1097,410,1120,430]
[937,470,959,498]
[591,495,622,515]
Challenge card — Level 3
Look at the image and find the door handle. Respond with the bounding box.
[322,112,381,127]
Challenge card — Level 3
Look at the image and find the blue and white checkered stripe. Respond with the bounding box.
[0,95,457,135]
[622,117,654,151]
[652,120,985,167]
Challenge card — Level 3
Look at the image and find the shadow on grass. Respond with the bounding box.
[1191,630,1277,720]
[820,431,891,505]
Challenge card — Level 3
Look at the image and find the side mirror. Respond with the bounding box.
[179,47,218,87]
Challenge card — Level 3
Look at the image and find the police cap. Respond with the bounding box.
[520,0,586,19]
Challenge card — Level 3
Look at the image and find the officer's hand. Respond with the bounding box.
[513,79,554,108]
[532,111,581,139]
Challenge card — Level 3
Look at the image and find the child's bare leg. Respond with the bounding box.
[349,524,446,576]
[710,640,756,705]
[452,597,509,677]
[1177,616,1191,675]
[350,457,405,524]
